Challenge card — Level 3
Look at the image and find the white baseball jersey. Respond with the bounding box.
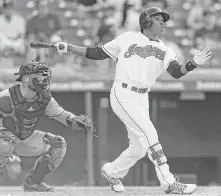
[102,32,176,88]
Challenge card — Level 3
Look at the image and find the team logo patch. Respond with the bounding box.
[124,44,166,60]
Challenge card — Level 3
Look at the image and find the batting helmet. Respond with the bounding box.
[139,7,170,31]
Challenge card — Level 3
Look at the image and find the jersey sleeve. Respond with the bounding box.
[45,97,75,126]
[163,47,177,69]
[101,32,128,60]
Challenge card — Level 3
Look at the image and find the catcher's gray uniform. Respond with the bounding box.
[0,61,95,192]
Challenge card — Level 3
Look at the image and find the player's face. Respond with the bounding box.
[150,14,165,36]
[28,72,51,92]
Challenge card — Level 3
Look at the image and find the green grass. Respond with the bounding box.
[0,186,220,196]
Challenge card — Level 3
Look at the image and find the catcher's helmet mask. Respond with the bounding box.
[14,61,52,92]
[139,7,170,31]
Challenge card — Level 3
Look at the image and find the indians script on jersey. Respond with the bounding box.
[124,44,166,60]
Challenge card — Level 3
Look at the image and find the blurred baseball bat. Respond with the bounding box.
[30,41,56,49]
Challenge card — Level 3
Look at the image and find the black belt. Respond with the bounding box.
[121,83,149,93]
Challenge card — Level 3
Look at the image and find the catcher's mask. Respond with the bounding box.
[14,61,52,93]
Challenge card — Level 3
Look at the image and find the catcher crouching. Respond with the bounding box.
[0,61,95,192]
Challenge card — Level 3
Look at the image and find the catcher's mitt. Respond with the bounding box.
[70,115,97,138]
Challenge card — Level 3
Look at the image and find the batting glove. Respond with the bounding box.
[54,42,69,54]
[193,47,212,66]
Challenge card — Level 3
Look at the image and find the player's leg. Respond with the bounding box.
[103,87,173,181]
[101,125,147,192]
[102,86,196,194]
[102,87,155,192]
[14,130,67,192]
[138,90,196,194]
[0,130,16,177]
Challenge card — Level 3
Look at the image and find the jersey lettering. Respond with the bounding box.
[124,44,166,60]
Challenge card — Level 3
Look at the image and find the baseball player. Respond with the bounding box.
[54,7,211,194]
[0,61,94,192]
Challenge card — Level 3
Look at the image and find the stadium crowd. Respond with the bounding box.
[0,0,220,78]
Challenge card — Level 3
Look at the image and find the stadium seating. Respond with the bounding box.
[8,0,221,69]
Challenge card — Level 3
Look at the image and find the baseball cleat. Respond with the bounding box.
[101,164,124,192]
[23,178,54,192]
[164,178,196,194]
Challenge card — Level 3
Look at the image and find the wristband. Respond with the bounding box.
[185,59,197,71]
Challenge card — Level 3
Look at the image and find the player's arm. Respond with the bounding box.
[166,47,211,79]
[54,32,128,60]
[44,97,95,136]
[67,45,110,60]
[44,97,76,127]
[167,59,197,79]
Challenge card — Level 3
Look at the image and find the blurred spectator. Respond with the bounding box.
[77,0,106,11]
[142,0,168,9]
[186,0,216,46]
[95,11,115,44]
[78,0,98,6]
[194,9,217,39]
[0,0,26,57]
[26,0,62,62]
[213,8,221,39]
[103,0,126,10]
[115,0,140,35]
[126,0,142,11]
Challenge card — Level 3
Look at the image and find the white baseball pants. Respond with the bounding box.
[107,82,175,187]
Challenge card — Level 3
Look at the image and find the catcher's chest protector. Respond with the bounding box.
[3,84,52,140]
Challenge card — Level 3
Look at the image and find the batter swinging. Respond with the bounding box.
[55,7,211,194]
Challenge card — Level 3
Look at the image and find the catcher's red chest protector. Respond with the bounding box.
[0,84,51,140]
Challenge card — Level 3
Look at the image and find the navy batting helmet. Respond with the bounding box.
[139,7,170,31]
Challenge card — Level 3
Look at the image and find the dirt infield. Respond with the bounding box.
[0,186,219,196]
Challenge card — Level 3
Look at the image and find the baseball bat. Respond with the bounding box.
[30,41,56,49]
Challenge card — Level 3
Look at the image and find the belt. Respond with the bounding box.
[121,83,149,93]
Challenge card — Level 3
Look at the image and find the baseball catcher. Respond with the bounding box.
[0,61,95,192]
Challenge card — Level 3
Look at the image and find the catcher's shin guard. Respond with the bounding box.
[25,133,67,185]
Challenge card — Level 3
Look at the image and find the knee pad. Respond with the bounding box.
[43,133,67,167]
[0,131,16,157]
[149,143,167,166]
[43,133,67,147]
[0,131,16,145]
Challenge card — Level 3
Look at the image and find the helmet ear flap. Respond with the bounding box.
[145,17,153,28]
[139,12,153,32]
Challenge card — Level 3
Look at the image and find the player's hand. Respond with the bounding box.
[67,115,97,138]
[193,47,212,66]
[54,42,69,54]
